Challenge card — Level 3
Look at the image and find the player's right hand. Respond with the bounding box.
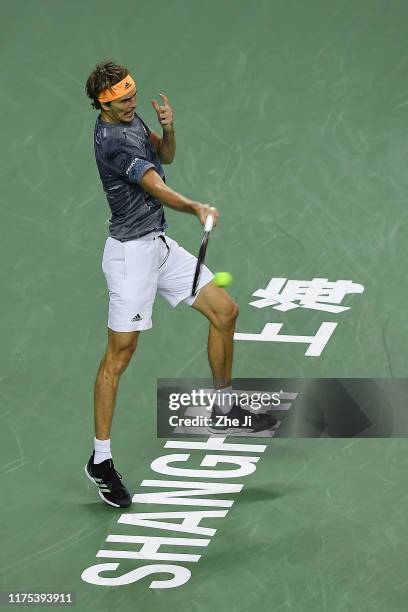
[196,204,219,227]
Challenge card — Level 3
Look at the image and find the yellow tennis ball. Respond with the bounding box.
[214,272,233,288]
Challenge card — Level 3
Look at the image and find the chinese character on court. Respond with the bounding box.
[234,277,364,357]
[249,277,364,313]
[235,322,338,357]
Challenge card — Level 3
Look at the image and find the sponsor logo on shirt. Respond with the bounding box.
[125,157,142,176]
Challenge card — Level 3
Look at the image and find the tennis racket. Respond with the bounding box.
[191,213,214,297]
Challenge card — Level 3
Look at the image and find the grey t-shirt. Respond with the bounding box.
[94,114,168,241]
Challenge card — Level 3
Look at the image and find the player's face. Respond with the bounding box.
[102,87,138,123]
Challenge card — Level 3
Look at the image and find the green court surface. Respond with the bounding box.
[1,0,408,610]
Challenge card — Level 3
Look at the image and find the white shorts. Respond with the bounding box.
[102,232,213,332]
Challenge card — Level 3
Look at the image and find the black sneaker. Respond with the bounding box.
[85,452,132,508]
[209,403,277,434]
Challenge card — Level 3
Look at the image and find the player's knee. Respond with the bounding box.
[105,344,136,376]
[214,300,239,330]
[118,348,135,373]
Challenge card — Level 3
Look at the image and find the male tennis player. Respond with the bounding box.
[84,60,275,508]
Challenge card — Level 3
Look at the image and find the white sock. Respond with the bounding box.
[94,437,112,464]
[215,386,235,414]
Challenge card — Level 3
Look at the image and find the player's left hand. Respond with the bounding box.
[151,94,174,133]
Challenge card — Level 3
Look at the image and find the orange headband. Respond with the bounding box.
[98,74,136,103]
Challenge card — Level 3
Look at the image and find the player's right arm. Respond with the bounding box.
[140,168,218,226]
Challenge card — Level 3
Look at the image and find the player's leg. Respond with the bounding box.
[191,281,239,389]
[86,235,158,508]
[157,235,276,433]
[192,282,275,432]
[193,282,276,432]
[94,328,139,440]
[85,329,139,509]
[157,236,238,387]
[95,234,157,442]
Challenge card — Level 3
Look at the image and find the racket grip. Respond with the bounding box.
[204,213,214,232]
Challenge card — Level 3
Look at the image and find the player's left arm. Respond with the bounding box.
[151,93,176,164]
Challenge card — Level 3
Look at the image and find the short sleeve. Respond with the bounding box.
[106,139,155,185]
[126,157,155,183]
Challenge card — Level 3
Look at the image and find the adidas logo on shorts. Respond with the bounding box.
[131,314,142,322]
